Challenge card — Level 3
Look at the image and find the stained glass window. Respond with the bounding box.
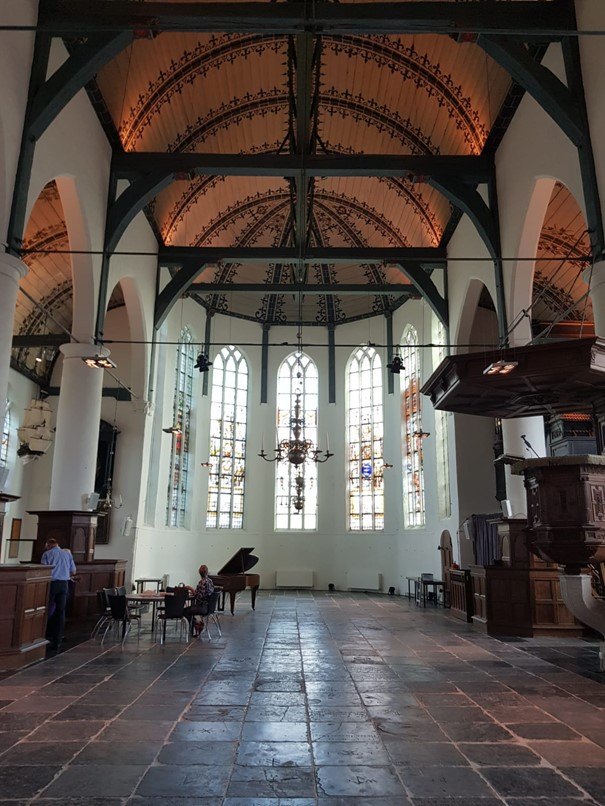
[275,353,318,530]
[206,346,248,528]
[433,321,451,518]
[0,404,9,469]
[401,326,426,527]
[167,327,195,527]
[347,346,384,531]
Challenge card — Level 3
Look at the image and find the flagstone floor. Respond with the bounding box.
[0,591,604,805]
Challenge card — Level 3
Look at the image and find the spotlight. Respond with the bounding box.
[162,425,182,435]
[194,352,212,373]
[328,583,335,592]
[387,355,404,374]
[483,359,518,376]
[82,355,117,370]
[388,586,395,596]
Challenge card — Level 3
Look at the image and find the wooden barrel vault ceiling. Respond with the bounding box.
[11,0,597,385]
[93,9,513,326]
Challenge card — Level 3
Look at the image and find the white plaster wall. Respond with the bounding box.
[132,299,458,592]
[0,368,40,562]
[0,1,37,243]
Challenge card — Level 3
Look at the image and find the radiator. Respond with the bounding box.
[346,571,381,591]
[275,570,314,588]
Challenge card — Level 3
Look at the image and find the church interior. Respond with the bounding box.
[1,1,605,802]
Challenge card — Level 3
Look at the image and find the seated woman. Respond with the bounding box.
[184,564,215,637]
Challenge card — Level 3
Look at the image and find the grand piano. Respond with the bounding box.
[209,547,260,615]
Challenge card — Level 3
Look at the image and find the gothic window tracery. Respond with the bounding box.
[433,321,451,519]
[206,346,248,528]
[1,404,10,469]
[167,327,195,528]
[275,353,318,530]
[402,326,426,527]
[347,346,384,531]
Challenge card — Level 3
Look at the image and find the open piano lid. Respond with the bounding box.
[217,547,259,575]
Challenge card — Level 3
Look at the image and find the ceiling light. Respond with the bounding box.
[82,355,117,370]
[194,352,212,373]
[387,355,404,374]
[483,359,518,376]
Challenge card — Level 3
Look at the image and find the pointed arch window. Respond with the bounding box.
[1,403,9,469]
[433,321,451,518]
[401,326,425,527]
[275,353,318,530]
[347,346,384,531]
[167,327,195,528]
[206,346,248,528]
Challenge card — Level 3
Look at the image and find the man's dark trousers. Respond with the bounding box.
[46,580,69,649]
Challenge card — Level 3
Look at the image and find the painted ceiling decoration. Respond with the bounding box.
[93,24,511,324]
[532,182,593,328]
[11,181,124,384]
[8,3,597,388]
[12,181,72,383]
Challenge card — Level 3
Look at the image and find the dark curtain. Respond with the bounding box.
[471,513,501,566]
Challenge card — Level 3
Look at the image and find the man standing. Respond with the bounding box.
[41,538,76,651]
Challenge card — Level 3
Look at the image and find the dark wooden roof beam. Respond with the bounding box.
[112,152,492,182]
[158,246,447,267]
[186,283,419,296]
[37,1,576,38]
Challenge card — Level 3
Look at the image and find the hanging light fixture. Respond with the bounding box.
[194,352,212,373]
[259,289,332,510]
[387,353,404,374]
[97,398,123,512]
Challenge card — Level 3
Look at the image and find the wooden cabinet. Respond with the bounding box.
[0,564,52,670]
[70,560,127,618]
[29,510,97,565]
[449,569,473,622]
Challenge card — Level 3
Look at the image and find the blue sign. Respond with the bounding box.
[361,461,372,478]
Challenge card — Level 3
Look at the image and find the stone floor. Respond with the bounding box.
[0,591,604,805]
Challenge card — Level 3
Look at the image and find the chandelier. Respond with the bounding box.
[259,392,333,467]
[259,335,333,511]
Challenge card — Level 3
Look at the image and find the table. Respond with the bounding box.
[405,576,417,601]
[126,591,168,627]
[135,578,163,593]
[416,579,445,608]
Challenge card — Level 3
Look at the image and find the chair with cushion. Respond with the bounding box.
[156,587,189,644]
[101,592,141,647]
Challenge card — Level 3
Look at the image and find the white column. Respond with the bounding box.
[49,344,110,510]
[587,259,605,338]
[502,417,547,517]
[0,252,28,427]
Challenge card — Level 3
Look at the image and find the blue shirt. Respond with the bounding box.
[41,546,76,581]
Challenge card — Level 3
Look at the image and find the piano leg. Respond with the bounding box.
[251,585,259,610]
[228,590,236,615]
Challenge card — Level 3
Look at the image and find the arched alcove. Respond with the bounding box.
[454,278,499,354]
[105,276,149,401]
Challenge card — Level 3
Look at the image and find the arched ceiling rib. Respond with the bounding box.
[93,25,513,324]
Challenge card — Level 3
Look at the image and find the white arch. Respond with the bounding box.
[106,275,150,400]
[508,176,558,346]
[454,278,497,352]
